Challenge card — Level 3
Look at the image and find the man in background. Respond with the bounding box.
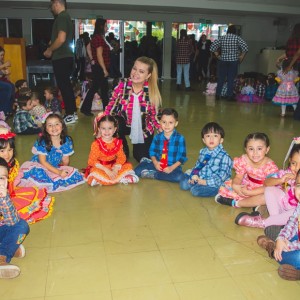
[210,25,248,100]
[44,0,77,125]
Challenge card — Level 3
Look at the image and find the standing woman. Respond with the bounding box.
[81,18,110,116]
[0,46,14,116]
[105,56,162,162]
[195,34,212,81]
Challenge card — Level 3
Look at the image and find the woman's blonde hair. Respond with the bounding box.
[135,56,162,107]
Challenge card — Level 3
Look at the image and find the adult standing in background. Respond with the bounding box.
[44,0,77,125]
[73,33,86,82]
[195,34,212,81]
[210,25,248,100]
[80,18,110,116]
[176,29,194,91]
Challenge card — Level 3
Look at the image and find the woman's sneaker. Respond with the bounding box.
[63,114,76,125]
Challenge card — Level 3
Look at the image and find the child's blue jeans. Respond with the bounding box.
[279,235,300,269]
[180,174,218,197]
[134,160,184,183]
[0,219,30,262]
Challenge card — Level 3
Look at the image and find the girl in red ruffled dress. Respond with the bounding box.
[0,127,54,224]
[85,113,139,186]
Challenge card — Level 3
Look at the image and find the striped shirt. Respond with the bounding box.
[0,194,20,227]
[210,33,248,61]
[191,144,232,188]
[277,203,300,251]
[149,130,187,166]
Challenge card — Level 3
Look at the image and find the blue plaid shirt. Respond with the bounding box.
[149,130,187,167]
[210,33,248,61]
[191,144,232,188]
[13,110,38,134]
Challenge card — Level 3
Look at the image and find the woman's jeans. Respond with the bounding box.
[134,160,184,183]
[279,235,300,269]
[180,174,218,197]
[0,219,30,263]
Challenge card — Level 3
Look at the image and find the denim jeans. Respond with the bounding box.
[176,63,190,88]
[180,174,218,197]
[0,219,30,263]
[134,160,184,183]
[216,60,239,97]
[279,235,300,269]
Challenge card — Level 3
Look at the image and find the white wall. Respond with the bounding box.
[0,6,298,78]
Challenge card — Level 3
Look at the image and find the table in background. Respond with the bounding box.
[26,60,56,88]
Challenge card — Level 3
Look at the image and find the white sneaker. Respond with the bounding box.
[140,170,156,179]
[0,263,20,279]
[73,112,78,121]
[14,244,25,259]
[90,179,99,187]
[140,157,152,163]
[120,174,139,184]
[63,115,76,125]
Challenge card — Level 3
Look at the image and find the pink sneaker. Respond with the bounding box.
[235,212,265,228]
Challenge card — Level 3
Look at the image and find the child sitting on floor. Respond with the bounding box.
[179,122,232,197]
[0,158,30,279]
[85,113,138,186]
[135,108,187,183]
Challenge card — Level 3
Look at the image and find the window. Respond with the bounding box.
[0,19,22,38]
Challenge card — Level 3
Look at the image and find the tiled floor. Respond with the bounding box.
[2,79,300,299]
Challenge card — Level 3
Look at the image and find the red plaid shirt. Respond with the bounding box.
[286,38,300,62]
[176,38,192,64]
[0,195,20,226]
[91,34,110,69]
[105,79,160,138]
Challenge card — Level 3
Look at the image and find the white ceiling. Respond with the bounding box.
[1,0,300,18]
